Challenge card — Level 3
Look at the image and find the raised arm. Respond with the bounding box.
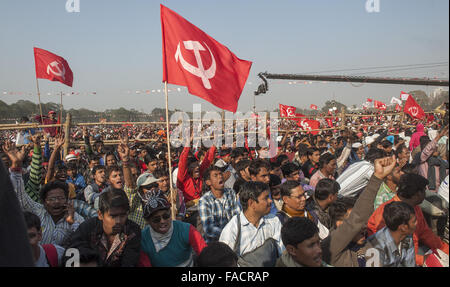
[324,155,396,264]
[46,133,65,183]
[24,133,43,203]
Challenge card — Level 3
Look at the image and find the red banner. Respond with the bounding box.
[161,4,251,112]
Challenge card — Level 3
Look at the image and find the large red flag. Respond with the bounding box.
[161,5,251,112]
[374,100,387,110]
[404,95,425,120]
[34,47,73,87]
[279,104,296,117]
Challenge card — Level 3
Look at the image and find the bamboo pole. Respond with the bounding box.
[164,82,176,220]
[63,113,71,158]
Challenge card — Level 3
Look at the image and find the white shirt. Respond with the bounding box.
[219,212,284,256]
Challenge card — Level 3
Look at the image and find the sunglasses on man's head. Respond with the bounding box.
[150,212,171,224]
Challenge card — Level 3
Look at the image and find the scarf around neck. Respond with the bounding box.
[149,223,174,252]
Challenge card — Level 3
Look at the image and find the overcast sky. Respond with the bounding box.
[0,0,448,114]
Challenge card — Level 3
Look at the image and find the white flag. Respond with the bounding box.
[400,91,410,101]
[390,97,402,105]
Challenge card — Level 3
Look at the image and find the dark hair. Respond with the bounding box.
[98,188,130,214]
[204,166,223,181]
[281,217,319,247]
[395,144,408,158]
[365,148,387,163]
[383,201,415,231]
[66,162,77,172]
[381,140,393,149]
[153,168,169,179]
[89,155,100,163]
[318,153,336,169]
[40,180,69,202]
[280,180,301,198]
[144,154,158,165]
[248,159,270,176]
[419,136,431,150]
[235,159,251,174]
[270,160,281,170]
[401,163,417,175]
[329,197,356,228]
[280,162,299,178]
[239,181,270,211]
[307,148,319,157]
[397,173,428,199]
[92,165,106,176]
[106,165,122,180]
[276,154,289,166]
[269,174,281,188]
[195,242,238,267]
[314,179,340,201]
[78,248,101,266]
[230,148,243,159]
[105,152,117,162]
[23,211,41,230]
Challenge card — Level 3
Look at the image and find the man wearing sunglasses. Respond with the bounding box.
[140,190,206,267]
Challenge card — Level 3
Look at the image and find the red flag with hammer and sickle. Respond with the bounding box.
[34,47,73,87]
[374,100,387,111]
[297,119,320,135]
[161,4,252,112]
[404,95,425,120]
[279,104,297,117]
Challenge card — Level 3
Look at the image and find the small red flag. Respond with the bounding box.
[279,104,296,117]
[34,47,73,87]
[404,95,425,120]
[161,5,251,112]
[297,119,320,135]
[367,98,373,102]
[374,100,387,110]
[395,104,402,112]
[160,117,164,121]
[326,118,333,128]
[310,104,318,110]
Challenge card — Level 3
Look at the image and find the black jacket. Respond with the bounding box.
[65,217,141,267]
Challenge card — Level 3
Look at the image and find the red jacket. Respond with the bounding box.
[367,195,449,266]
[176,145,216,203]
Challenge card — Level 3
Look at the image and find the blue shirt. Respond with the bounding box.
[366,227,416,267]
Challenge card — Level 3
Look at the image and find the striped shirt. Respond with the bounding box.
[25,145,42,203]
[10,170,84,246]
[198,188,240,243]
[336,160,374,198]
[219,212,284,256]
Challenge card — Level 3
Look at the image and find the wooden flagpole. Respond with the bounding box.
[164,82,176,220]
[35,78,44,122]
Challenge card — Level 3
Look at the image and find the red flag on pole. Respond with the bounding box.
[404,95,425,120]
[160,4,252,112]
[374,100,387,110]
[279,104,296,117]
[297,119,320,135]
[34,47,73,87]
[395,104,402,112]
[367,98,373,102]
[310,104,318,110]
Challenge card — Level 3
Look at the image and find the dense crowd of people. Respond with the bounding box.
[0,108,449,267]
